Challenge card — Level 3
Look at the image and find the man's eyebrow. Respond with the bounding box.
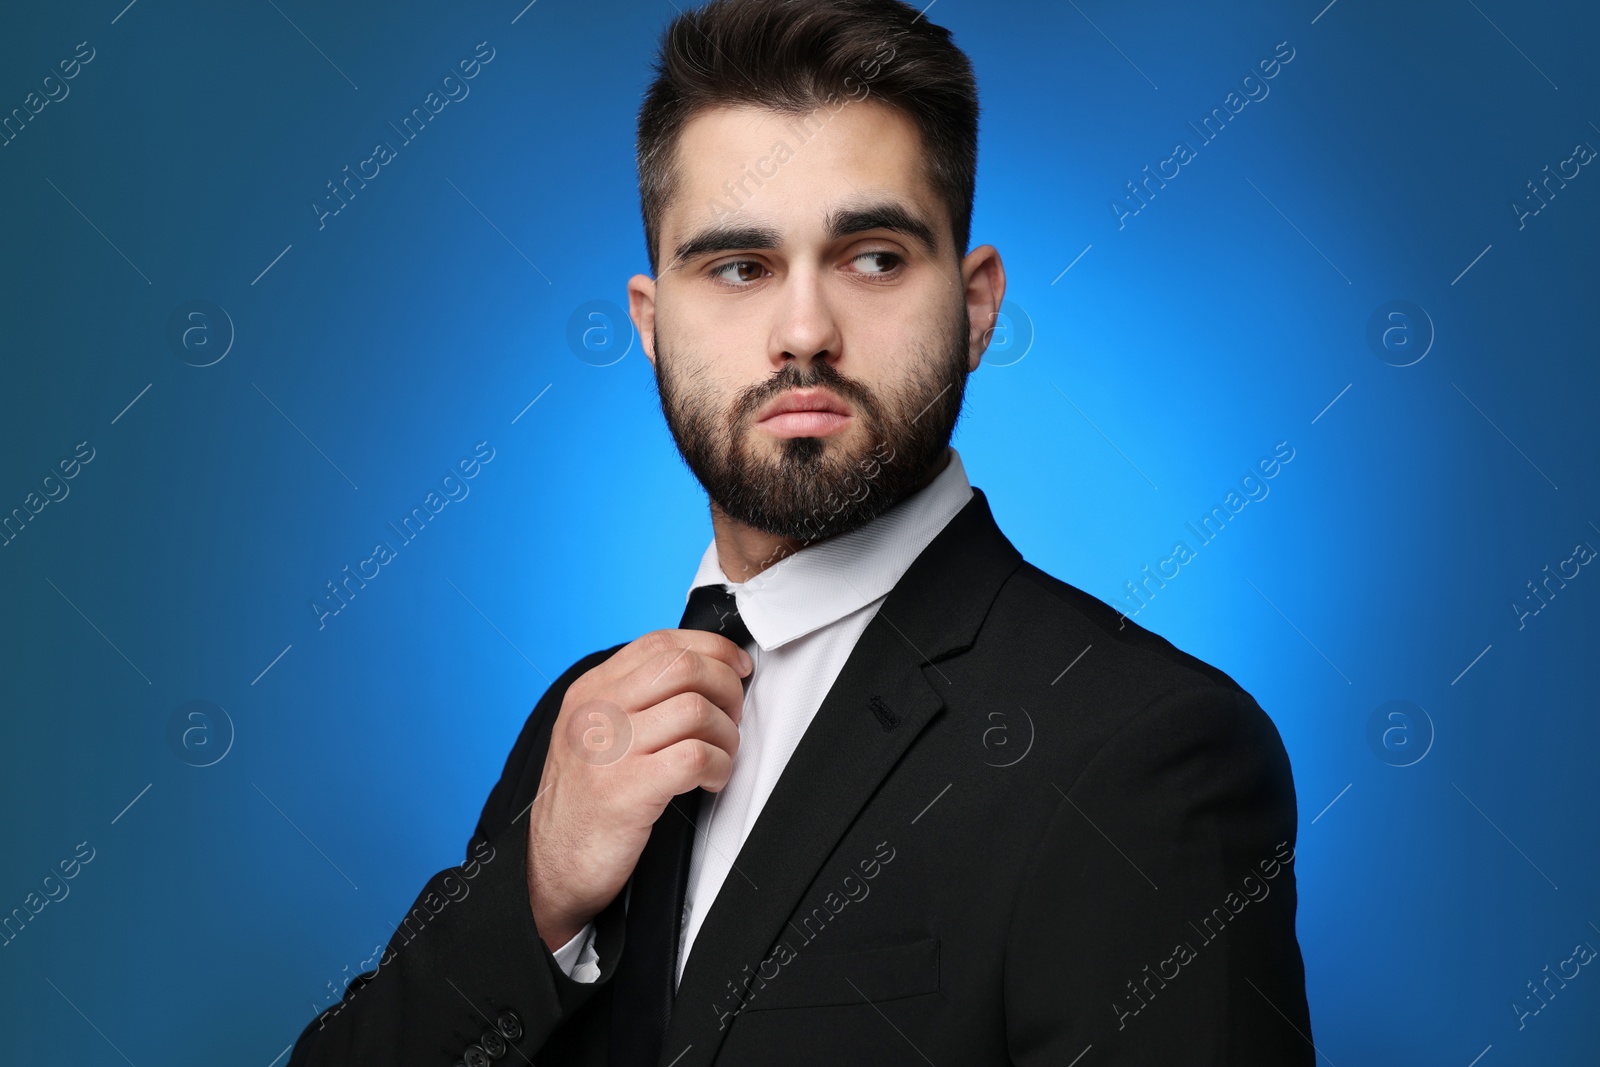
[669,225,783,270]
[665,200,941,272]
[825,201,940,258]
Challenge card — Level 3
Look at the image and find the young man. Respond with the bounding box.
[289,1,1312,1063]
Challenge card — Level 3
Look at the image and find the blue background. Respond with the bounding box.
[2,0,1596,1063]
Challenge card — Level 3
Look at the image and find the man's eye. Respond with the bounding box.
[851,251,903,275]
[710,260,766,286]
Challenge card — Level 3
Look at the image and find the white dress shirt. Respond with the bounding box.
[550,447,974,986]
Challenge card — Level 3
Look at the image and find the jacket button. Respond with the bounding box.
[496,1009,523,1041]
[464,1047,490,1067]
[480,1029,507,1058]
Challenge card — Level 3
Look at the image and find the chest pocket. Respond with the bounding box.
[741,936,940,1012]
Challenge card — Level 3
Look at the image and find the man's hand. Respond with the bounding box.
[525,629,752,952]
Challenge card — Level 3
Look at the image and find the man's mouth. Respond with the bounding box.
[755,389,853,438]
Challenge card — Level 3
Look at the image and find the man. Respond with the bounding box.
[289,1,1312,1063]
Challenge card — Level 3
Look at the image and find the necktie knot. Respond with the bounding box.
[680,584,754,651]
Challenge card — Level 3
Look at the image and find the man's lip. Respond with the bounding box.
[758,410,852,438]
[755,389,852,422]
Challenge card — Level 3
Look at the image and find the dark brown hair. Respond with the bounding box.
[636,0,980,275]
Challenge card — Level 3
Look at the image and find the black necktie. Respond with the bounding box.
[608,585,753,1067]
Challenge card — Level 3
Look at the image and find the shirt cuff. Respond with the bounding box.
[549,920,600,984]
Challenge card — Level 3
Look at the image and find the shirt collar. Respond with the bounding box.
[685,447,975,651]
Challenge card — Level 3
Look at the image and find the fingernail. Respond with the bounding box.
[740,649,753,673]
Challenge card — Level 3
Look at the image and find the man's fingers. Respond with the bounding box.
[646,738,735,797]
[627,691,741,761]
[583,629,752,691]
[616,645,748,725]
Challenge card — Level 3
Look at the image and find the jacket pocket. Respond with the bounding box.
[741,937,940,1012]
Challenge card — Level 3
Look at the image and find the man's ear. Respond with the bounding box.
[962,245,1007,374]
[627,273,658,365]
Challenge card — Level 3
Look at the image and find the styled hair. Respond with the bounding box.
[636,0,980,275]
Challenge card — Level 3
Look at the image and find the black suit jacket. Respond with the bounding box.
[288,487,1313,1065]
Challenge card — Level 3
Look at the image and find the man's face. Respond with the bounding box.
[629,100,1002,544]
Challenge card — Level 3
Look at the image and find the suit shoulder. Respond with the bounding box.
[969,561,1296,820]
[961,561,1287,774]
[1001,560,1249,696]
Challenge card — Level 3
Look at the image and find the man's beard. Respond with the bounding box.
[652,303,971,544]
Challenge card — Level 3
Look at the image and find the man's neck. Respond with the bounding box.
[708,448,951,584]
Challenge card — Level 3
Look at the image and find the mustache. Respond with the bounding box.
[731,361,880,426]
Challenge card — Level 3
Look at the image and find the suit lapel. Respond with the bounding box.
[661,488,1024,1065]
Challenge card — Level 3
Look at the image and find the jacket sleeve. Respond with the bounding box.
[287,644,628,1066]
[1003,684,1315,1066]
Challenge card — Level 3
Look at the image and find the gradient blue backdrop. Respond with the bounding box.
[2,0,1596,1063]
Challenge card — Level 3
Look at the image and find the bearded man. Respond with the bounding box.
[289,1,1313,1063]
